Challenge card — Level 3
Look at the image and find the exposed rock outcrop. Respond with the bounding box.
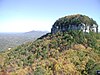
[51,14,98,34]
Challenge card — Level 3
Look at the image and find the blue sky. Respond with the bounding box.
[0,0,100,32]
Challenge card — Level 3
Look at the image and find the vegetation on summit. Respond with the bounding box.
[53,14,98,26]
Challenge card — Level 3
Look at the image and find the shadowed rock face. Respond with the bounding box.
[51,14,98,34]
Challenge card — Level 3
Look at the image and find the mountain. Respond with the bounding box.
[51,14,98,34]
[0,14,100,75]
[0,31,48,51]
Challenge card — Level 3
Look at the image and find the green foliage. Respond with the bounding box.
[85,32,97,48]
[85,59,95,72]
[34,66,45,75]
[89,63,100,75]
[54,14,98,27]
[0,30,100,75]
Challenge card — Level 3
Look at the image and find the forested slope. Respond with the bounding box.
[0,31,100,75]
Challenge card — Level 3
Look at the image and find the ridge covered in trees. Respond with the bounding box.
[0,14,100,75]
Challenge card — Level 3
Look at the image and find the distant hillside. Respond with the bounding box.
[0,31,48,51]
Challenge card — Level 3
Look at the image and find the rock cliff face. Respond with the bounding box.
[51,14,98,34]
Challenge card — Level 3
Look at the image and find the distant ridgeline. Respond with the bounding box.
[51,14,98,34]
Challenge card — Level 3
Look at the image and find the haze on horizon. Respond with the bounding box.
[0,0,100,32]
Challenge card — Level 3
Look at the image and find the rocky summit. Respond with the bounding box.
[0,14,100,75]
[51,14,98,34]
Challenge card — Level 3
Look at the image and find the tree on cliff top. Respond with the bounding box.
[53,14,98,26]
